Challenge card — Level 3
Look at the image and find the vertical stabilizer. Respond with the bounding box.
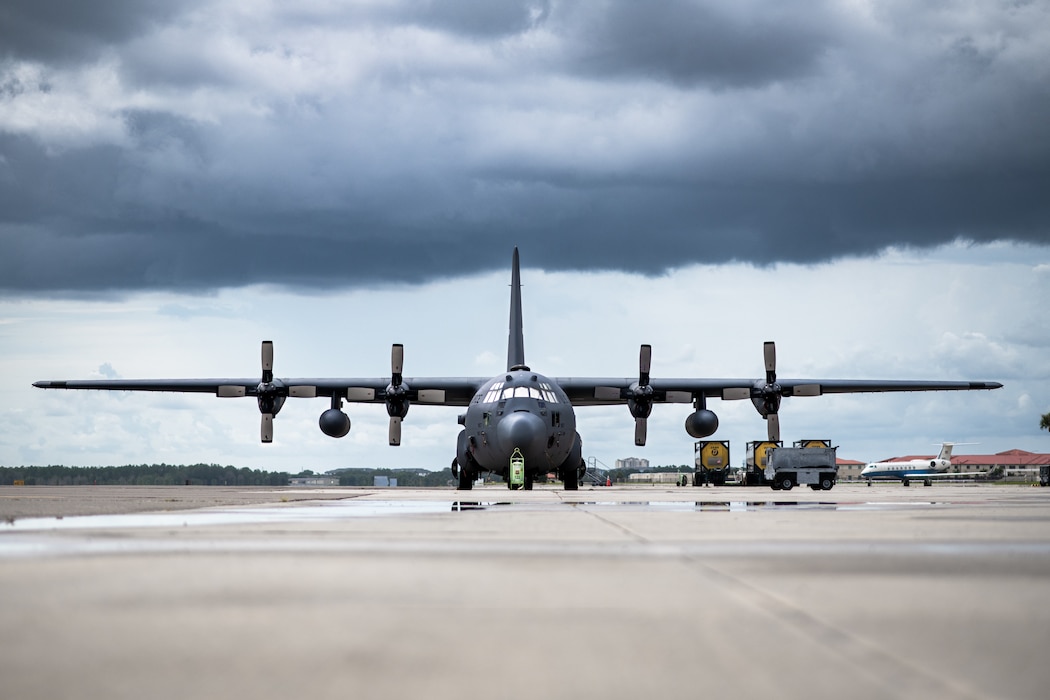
[507,248,526,370]
[937,443,955,461]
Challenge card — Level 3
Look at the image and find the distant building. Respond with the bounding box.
[616,457,650,470]
[628,472,686,484]
[288,476,340,486]
[836,458,866,481]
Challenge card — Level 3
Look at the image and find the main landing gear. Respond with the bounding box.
[452,456,475,491]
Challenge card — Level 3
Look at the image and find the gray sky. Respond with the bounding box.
[1,1,1048,470]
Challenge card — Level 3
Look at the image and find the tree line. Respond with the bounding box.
[0,464,289,486]
[0,463,693,487]
[0,464,460,487]
[328,468,455,487]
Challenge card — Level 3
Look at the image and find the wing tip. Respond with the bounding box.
[973,382,1003,390]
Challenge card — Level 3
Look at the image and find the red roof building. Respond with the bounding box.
[836,458,867,480]
[881,449,1050,468]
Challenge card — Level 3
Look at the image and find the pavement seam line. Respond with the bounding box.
[678,554,984,700]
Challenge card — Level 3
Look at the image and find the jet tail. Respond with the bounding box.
[935,442,976,461]
[507,247,526,371]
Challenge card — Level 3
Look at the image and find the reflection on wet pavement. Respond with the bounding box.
[0,498,951,532]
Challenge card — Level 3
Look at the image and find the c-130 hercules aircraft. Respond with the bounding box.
[35,249,1002,490]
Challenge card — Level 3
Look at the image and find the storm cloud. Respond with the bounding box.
[1,0,1048,294]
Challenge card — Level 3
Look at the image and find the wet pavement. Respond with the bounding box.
[2,483,1048,699]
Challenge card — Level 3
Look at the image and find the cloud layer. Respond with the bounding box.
[2,0,1048,293]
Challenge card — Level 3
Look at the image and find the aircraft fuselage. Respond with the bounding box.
[457,367,581,486]
[861,458,950,480]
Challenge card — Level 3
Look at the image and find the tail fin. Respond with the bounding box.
[507,247,526,371]
[935,442,979,461]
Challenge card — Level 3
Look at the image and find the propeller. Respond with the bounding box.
[759,341,781,440]
[594,344,656,446]
[385,343,409,446]
[721,341,821,443]
[628,344,655,446]
[255,340,286,443]
[217,340,323,443]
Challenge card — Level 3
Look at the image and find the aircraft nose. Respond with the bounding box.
[496,410,547,458]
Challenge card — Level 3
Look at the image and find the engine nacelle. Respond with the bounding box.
[319,408,351,438]
[684,409,719,438]
[751,389,781,417]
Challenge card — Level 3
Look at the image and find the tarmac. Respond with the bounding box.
[2,482,1049,700]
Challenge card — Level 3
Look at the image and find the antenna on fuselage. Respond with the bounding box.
[507,247,527,371]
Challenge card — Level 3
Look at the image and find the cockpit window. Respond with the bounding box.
[539,382,557,403]
[496,383,558,402]
[482,382,503,404]
[482,380,559,404]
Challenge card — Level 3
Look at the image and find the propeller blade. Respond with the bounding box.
[634,416,647,446]
[391,343,404,384]
[288,386,317,398]
[792,384,821,397]
[262,340,274,383]
[766,413,780,442]
[639,344,652,385]
[722,388,752,401]
[664,391,692,403]
[346,387,376,401]
[385,345,409,444]
[594,386,622,401]
[217,385,246,398]
[763,341,776,383]
[261,413,274,443]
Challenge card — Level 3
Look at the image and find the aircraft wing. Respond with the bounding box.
[34,379,256,394]
[555,378,1003,406]
[34,376,1001,405]
[556,374,1001,444]
[901,470,988,479]
[33,377,486,407]
[33,335,1002,448]
[792,379,1003,394]
[556,378,752,405]
[286,378,486,407]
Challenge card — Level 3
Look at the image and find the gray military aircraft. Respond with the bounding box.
[34,248,1002,490]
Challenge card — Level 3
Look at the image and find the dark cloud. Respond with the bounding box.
[1,0,1048,295]
[0,135,125,226]
[3,131,1046,294]
[396,0,552,38]
[0,0,201,63]
[266,1,551,41]
[557,1,843,88]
